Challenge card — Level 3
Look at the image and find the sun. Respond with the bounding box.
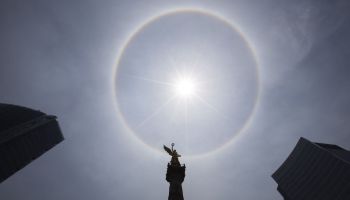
[174,76,197,99]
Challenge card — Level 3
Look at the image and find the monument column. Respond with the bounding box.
[164,143,186,200]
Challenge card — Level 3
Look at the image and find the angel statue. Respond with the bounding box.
[164,143,181,166]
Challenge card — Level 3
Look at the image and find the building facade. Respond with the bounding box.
[272,137,350,200]
[0,103,64,183]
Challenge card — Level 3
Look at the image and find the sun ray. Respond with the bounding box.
[190,45,202,71]
[121,73,174,87]
[136,96,176,129]
[168,98,182,122]
[194,94,232,121]
[168,56,182,78]
[185,99,189,139]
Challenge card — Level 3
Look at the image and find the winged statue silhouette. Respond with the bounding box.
[164,143,181,166]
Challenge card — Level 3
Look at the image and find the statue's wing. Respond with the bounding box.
[163,145,173,155]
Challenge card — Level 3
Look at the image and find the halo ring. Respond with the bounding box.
[112,8,261,158]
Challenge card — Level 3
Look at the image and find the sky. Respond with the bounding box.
[0,0,350,199]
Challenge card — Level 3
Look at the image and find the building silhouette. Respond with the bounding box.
[0,103,64,183]
[272,137,350,200]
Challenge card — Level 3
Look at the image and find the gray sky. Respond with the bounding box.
[0,0,350,199]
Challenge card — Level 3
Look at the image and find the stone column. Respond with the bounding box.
[166,163,186,200]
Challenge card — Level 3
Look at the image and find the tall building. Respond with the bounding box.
[0,103,64,183]
[272,137,350,200]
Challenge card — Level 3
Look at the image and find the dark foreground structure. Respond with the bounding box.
[166,163,186,200]
[0,103,64,183]
[164,144,186,200]
[272,137,350,200]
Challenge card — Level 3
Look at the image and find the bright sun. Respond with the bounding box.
[174,77,197,99]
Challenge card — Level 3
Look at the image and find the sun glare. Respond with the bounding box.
[174,77,197,99]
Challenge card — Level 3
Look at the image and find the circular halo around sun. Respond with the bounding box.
[112,8,260,158]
